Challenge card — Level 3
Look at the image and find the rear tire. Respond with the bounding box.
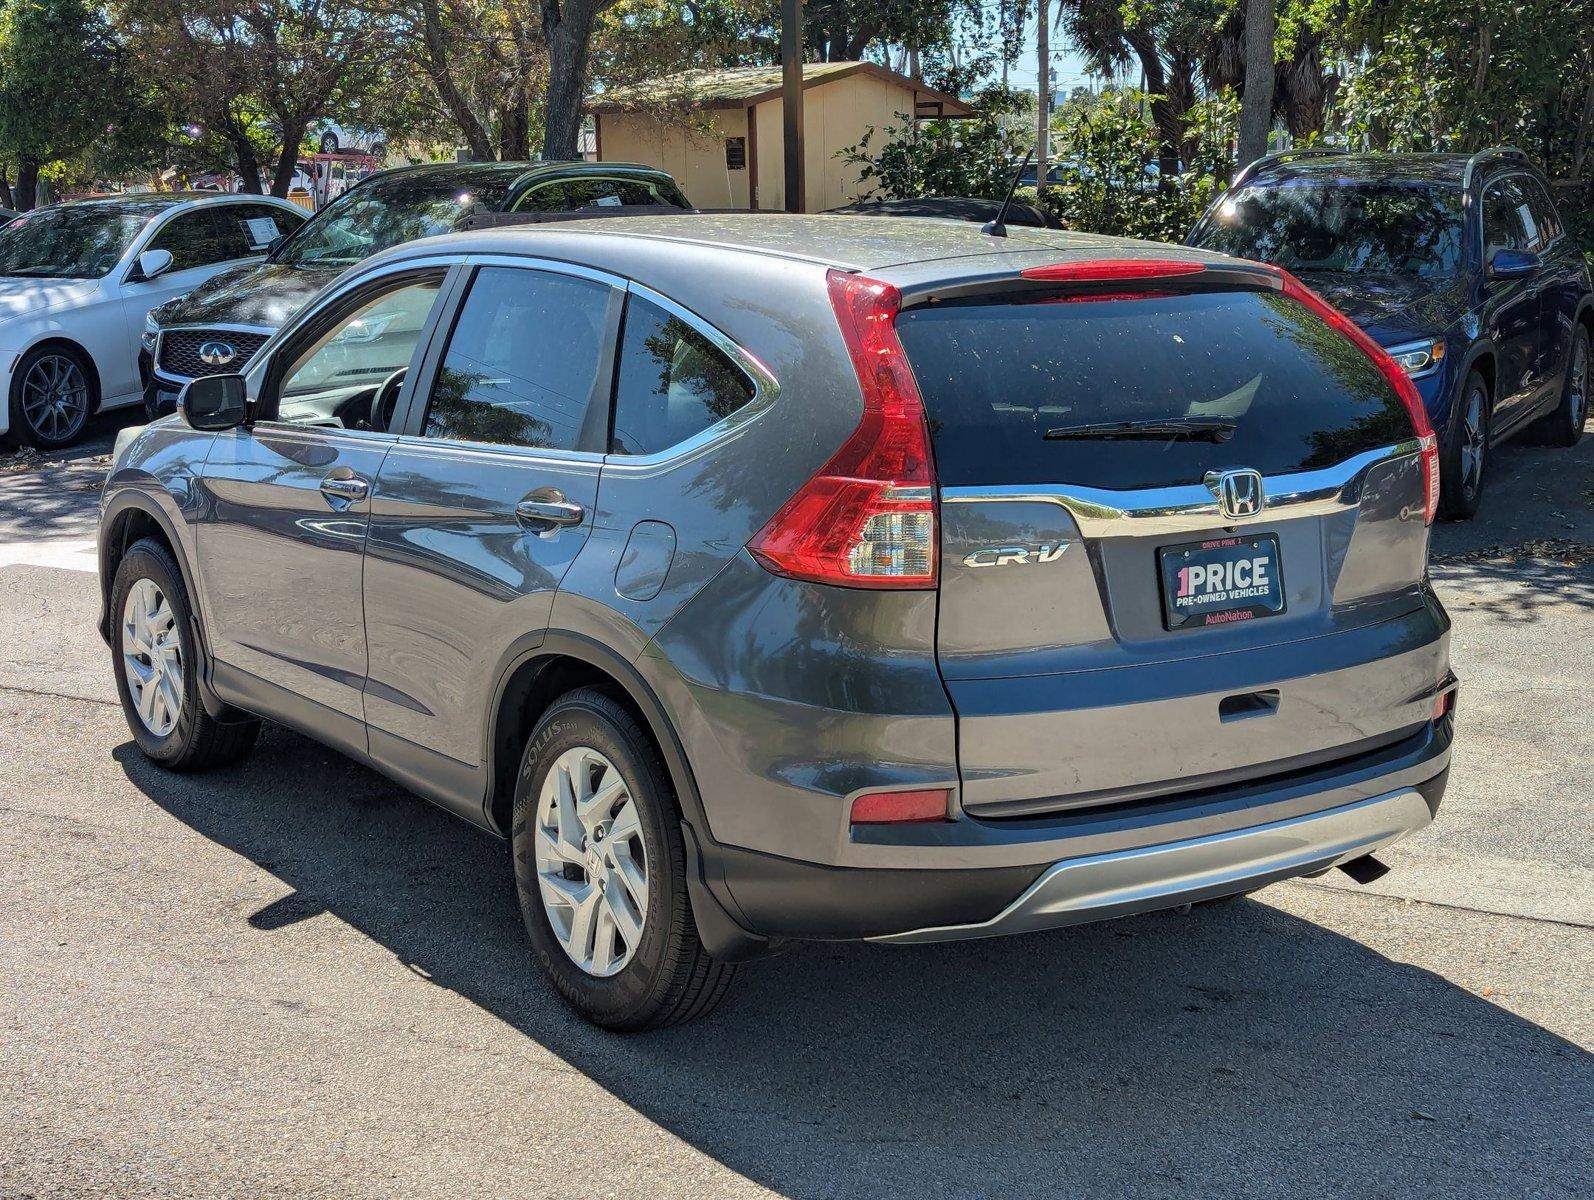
[1527,325,1589,448]
[110,538,260,770]
[511,688,736,1030]
[1437,370,1490,521]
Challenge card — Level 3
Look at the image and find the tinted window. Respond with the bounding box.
[1194,183,1463,278]
[516,176,691,212]
[895,288,1415,490]
[611,296,753,454]
[1522,177,1562,243]
[1483,178,1535,254]
[0,203,159,278]
[274,167,523,267]
[226,204,302,255]
[147,209,241,271]
[422,266,611,450]
[277,277,444,422]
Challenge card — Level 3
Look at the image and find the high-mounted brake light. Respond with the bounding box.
[747,270,937,588]
[1019,259,1207,283]
[1261,264,1440,526]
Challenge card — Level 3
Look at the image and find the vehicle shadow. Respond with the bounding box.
[114,729,1589,1199]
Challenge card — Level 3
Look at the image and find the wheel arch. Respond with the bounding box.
[482,630,771,962]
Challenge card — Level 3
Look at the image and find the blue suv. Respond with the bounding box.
[1190,148,1592,519]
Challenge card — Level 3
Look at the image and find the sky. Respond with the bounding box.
[999,8,1132,100]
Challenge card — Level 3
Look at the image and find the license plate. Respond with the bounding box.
[1158,534,1285,630]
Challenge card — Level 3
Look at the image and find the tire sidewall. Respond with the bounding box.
[8,345,96,450]
[110,543,205,763]
[1561,327,1589,444]
[511,694,684,1026]
[1439,370,1488,520]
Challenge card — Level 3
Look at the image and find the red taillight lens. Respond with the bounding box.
[747,270,937,588]
[1263,264,1440,525]
[850,788,951,824]
[1019,259,1207,283]
[1434,687,1456,722]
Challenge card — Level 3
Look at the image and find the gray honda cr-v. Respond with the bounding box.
[98,216,1456,1029]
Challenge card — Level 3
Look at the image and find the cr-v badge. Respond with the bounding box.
[963,543,1069,568]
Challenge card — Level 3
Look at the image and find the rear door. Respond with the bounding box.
[360,259,620,800]
[1480,175,1547,426]
[1520,175,1586,392]
[897,275,1442,816]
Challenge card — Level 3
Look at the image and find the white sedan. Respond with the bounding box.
[0,193,305,448]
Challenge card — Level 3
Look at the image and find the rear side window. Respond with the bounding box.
[610,296,753,455]
[895,288,1414,490]
[422,266,612,451]
[516,177,690,212]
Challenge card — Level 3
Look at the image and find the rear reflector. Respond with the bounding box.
[1262,264,1440,525]
[747,270,937,588]
[850,788,951,824]
[1019,259,1207,283]
[1434,687,1456,721]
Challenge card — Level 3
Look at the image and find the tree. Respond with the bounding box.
[1236,0,1275,161]
[542,0,622,159]
[0,0,139,208]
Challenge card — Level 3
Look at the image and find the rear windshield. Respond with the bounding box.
[896,288,1413,490]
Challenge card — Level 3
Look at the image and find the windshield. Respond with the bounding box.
[1193,183,1464,278]
[0,204,158,279]
[273,169,519,267]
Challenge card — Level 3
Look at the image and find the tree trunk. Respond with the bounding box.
[232,136,263,193]
[0,169,12,209]
[542,0,599,161]
[270,122,307,197]
[1237,0,1276,163]
[15,159,39,211]
[1125,32,1180,180]
[424,0,496,160]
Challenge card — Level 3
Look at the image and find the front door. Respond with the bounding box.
[361,261,619,809]
[196,270,450,754]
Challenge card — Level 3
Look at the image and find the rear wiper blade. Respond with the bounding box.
[1043,418,1237,443]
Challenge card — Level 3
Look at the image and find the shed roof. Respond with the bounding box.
[591,61,974,118]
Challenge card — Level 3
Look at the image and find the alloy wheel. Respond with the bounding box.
[1571,336,1590,430]
[121,578,183,737]
[1459,385,1486,499]
[20,354,89,444]
[533,746,649,978]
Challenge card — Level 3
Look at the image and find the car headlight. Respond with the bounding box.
[141,311,159,354]
[1384,336,1446,378]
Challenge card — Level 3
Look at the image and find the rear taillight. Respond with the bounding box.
[747,270,937,588]
[1264,265,1440,525]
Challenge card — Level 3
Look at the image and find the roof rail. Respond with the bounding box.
[1228,147,1350,191]
[1461,146,1533,191]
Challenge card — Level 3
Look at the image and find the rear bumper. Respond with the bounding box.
[704,717,1451,942]
[873,785,1433,944]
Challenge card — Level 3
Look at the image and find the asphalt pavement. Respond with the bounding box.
[1,406,1589,1199]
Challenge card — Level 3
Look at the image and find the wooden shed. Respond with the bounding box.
[590,62,974,213]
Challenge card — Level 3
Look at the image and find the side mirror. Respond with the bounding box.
[180,374,248,431]
[133,248,174,282]
[1487,247,1541,280]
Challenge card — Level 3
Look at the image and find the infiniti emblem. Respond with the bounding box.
[198,340,237,367]
[1213,468,1266,520]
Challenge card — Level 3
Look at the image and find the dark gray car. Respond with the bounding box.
[98,216,1455,1029]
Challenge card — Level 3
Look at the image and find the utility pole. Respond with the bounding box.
[1036,0,1051,185]
[781,0,805,213]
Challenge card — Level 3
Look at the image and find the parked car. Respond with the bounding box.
[0,193,305,449]
[315,121,386,160]
[1189,147,1592,519]
[100,215,1455,1029]
[141,160,692,417]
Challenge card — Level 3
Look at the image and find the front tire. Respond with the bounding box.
[110,538,260,770]
[1438,370,1490,521]
[1527,325,1589,448]
[7,344,96,450]
[511,688,736,1030]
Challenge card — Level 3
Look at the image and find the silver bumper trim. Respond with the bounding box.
[870,788,1432,944]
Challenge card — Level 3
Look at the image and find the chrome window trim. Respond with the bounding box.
[941,440,1424,537]
[599,280,780,473]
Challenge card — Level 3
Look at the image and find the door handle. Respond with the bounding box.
[319,471,370,502]
[515,488,585,529]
